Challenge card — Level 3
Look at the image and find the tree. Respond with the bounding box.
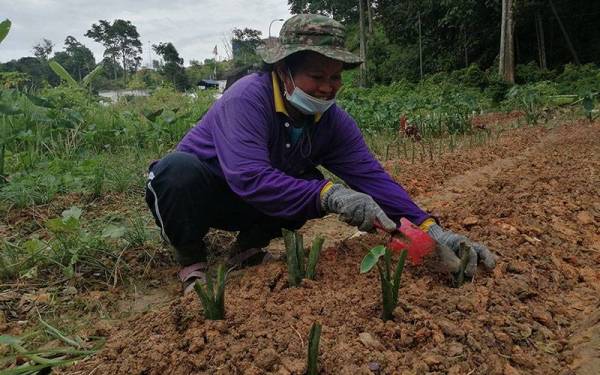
[32,38,54,60]
[152,42,189,91]
[288,0,359,22]
[53,36,96,81]
[231,28,264,67]
[85,19,142,83]
[499,0,515,83]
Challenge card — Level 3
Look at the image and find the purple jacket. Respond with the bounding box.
[177,72,429,225]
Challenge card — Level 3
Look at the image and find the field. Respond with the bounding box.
[2,107,598,374]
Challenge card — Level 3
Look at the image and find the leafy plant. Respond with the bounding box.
[194,264,226,320]
[360,246,408,321]
[49,60,103,90]
[307,323,322,375]
[581,92,598,122]
[282,229,325,287]
[0,19,10,44]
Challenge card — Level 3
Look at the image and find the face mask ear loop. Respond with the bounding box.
[285,67,296,98]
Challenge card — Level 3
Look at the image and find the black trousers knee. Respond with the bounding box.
[145,152,313,266]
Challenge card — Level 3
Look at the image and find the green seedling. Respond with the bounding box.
[452,242,472,288]
[194,264,226,320]
[282,229,324,287]
[360,246,408,321]
[307,323,322,375]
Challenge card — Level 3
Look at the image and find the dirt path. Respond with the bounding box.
[67,120,599,374]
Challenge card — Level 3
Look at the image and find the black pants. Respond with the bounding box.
[145,152,316,266]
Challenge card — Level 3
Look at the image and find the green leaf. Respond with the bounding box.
[360,245,387,273]
[0,19,11,44]
[82,64,103,87]
[141,108,164,122]
[307,323,321,375]
[62,206,83,221]
[49,60,78,87]
[391,249,408,305]
[583,96,594,113]
[0,335,22,346]
[23,238,46,253]
[305,236,324,280]
[101,225,126,239]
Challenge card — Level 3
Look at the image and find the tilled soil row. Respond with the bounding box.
[68,120,599,374]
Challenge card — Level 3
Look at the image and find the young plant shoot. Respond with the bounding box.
[193,264,226,320]
[307,323,322,375]
[452,242,472,288]
[360,246,408,321]
[282,229,324,287]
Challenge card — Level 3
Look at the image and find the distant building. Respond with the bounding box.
[198,79,226,92]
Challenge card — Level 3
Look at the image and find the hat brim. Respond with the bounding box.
[258,42,363,69]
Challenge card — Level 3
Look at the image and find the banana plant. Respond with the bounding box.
[282,229,325,287]
[193,264,226,320]
[360,246,408,321]
[49,60,103,92]
[0,19,11,44]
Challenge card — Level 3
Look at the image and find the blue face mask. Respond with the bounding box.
[284,69,336,115]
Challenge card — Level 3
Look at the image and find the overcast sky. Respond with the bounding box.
[0,0,291,66]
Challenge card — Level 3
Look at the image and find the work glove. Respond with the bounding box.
[426,223,496,277]
[321,184,396,232]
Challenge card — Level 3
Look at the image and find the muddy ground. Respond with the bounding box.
[6,118,600,374]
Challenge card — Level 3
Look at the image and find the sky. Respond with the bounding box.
[0,0,292,66]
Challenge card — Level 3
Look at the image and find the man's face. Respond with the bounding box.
[278,52,344,101]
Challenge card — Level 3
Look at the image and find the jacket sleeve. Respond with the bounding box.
[321,109,430,225]
[211,97,328,220]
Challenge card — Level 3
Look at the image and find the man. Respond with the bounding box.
[145,14,496,293]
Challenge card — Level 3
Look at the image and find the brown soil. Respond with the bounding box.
[64,119,600,374]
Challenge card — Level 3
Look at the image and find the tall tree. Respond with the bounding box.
[231,28,263,67]
[288,0,358,22]
[85,19,142,83]
[152,42,189,91]
[53,36,96,81]
[499,0,515,83]
[32,38,54,60]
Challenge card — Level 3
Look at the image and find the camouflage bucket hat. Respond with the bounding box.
[258,14,362,69]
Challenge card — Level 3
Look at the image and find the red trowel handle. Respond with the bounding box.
[374,218,437,265]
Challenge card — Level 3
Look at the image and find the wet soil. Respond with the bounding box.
[55,120,600,373]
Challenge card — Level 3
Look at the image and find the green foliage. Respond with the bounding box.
[152,42,189,91]
[282,229,325,287]
[0,19,11,44]
[194,264,226,320]
[555,64,600,96]
[49,60,78,86]
[581,92,598,122]
[360,246,408,321]
[506,82,558,125]
[0,319,103,374]
[231,28,264,67]
[307,323,322,375]
[338,79,485,136]
[0,207,120,281]
[84,19,142,80]
[515,61,556,84]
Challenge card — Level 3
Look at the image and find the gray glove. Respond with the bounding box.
[428,224,496,277]
[321,184,396,232]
